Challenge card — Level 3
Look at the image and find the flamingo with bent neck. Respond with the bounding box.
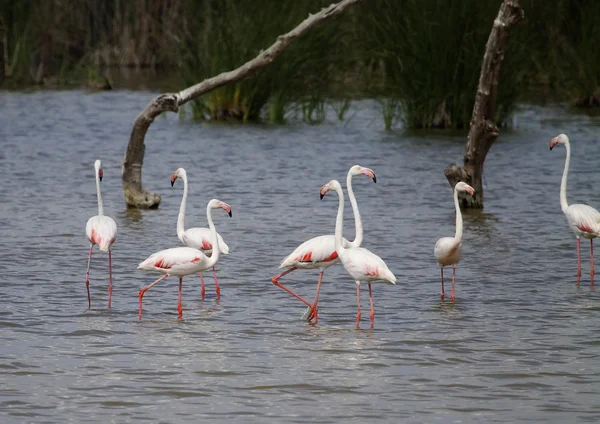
[320,179,396,329]
[137,199,232,319]
[85,159,117,309]
[434,181,475,300]
[550,133,600,281]
[271,165,377,324]
[171,168,229,299]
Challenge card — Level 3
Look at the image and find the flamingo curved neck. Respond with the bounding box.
[560,140,570,214]
[177,173,189,241]
[346,172,363,247]
[95,170,104,216]
[333,184,346,256]
[453,187,463,243]
[205,204,220,267]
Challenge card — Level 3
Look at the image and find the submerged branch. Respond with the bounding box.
[444,0,523,208]
[122,0,363,208]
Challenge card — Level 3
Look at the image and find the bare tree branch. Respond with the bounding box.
[444,0,523,209]
[122,0,364,208]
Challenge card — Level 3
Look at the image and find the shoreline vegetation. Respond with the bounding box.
[2,0,600,128]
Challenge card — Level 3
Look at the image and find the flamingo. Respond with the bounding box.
[320,179,396,329]
[271,165,377,324]
[550,133,600,280]
[85,159,117,308]
[434,181,475,300]
[171,168,229,299]
[137,199,232,319]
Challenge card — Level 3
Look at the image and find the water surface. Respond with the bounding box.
[1,92,599,423]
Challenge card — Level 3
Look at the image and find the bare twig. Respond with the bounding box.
[122,0,363,208]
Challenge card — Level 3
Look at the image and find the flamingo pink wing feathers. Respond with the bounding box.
[86,215,117,251]
[279,235,347,268]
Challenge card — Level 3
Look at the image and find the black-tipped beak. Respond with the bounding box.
[228,210,232,217]
[320,193,325,200]
[372,175,377,183]
[171,181,174,187]
[99,176,103,182]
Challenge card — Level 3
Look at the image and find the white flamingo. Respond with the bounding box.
[171,168,229,299]
[434,182,475,300]
[320,179,396,329]
[85,160,118,309]
[271,165,377,324]
[550,133,600,280]
[137,199,232,319]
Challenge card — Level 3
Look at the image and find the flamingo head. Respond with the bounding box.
[350,165,377,183]
[549,133,569,150]
[455,181,475,197]
[320,179,342,200]
[170,167,186,187]
[208,199,232,217]
[94,159,103,182]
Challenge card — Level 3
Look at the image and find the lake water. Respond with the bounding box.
[1,91,599,423]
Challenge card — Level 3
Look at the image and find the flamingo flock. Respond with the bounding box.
[84,132,595,327]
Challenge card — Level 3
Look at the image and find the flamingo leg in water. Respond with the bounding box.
[271,268,313,308]
[85,244,93,308]
[213,266,221,298]
[591,239,595,281]
[199,272,206,300]
[177,277,183,318]
[138,274,169,319]
[368,282,375,328]
[355,284,361,328]
[577,237,582,279]
[440,268,445,299]
[451,266,456,301]
[307,272,323,323]
[108,249,113,309]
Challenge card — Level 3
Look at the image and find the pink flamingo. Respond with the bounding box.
[271,165,377,324]
[320,179,396,329]
[171,168,229,299]
[550,133,600,280]
[137,199,232,319]
[85,160,117,309]
[434,182,475,300]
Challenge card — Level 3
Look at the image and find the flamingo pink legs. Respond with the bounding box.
[368,283,375,328]
[271,267,320,322]
[200,272,206,299]
[213,266,221,298]
[451,266,456,301]
[177,277,183,318]
[138,274,169,319]
[108,250,113,308]
[306,272,323,323]
[85,245,93,308]
[356,285,361,328]
[577,238,582,279]
[591,239,595,282]
[440,268,445,299]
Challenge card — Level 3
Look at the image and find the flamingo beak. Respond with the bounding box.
[549,137,558,150]
[220,202,232,217]
[98,169,103,182]
[361,167,377,183]
[320,185,329,200]
[170,173,177,187]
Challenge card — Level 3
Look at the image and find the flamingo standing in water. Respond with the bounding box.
[320,179,396,328]
[434,181,475,300]
[137,199,232,318]
[171,168,229,299]
[271,165,377,324]
[550,133,600,280]
[85,160,117,308]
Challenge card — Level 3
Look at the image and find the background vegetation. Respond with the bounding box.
[1,0,599,128]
